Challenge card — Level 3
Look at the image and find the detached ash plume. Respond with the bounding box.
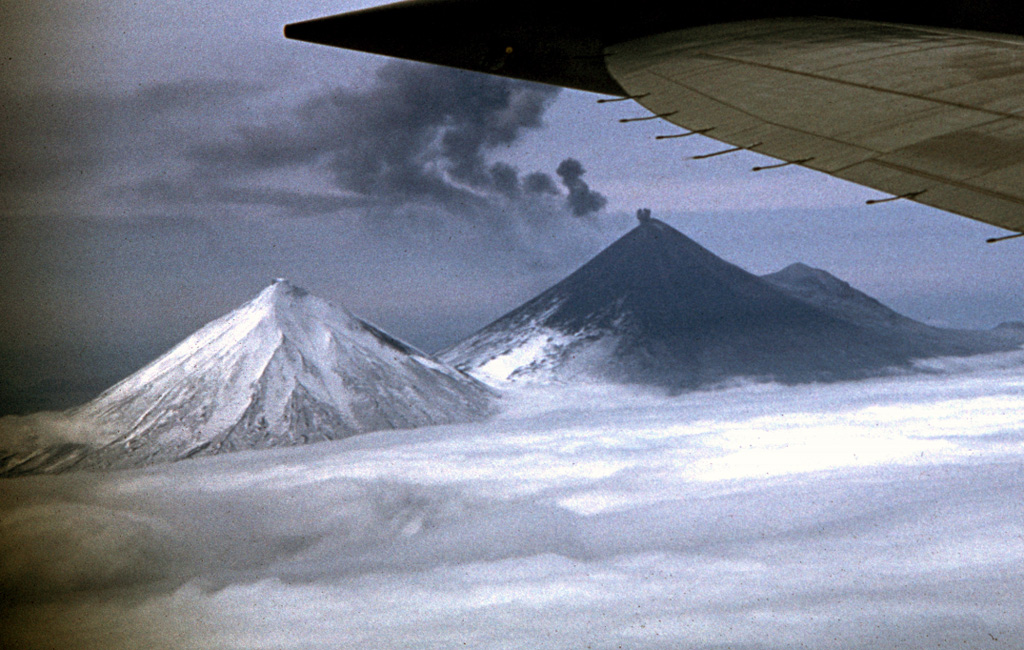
[190,60,607,221]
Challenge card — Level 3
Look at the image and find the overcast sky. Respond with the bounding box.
[2,0,1021,414]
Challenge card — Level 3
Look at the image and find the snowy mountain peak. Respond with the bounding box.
[239,280,384,359]
[267,277,309,297]
[253,279,318,315]
[1,282,496,475]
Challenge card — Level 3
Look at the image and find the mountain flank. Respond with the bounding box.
[0,280,495,476]
[442,214,1020,388]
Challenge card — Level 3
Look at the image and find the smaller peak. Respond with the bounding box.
[768,263,836,282]
[636,208,652,224]
[764,264,857,296]
[779,262,817,274]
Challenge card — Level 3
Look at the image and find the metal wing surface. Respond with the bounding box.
[605,18,1024,233]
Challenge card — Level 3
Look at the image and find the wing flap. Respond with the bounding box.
[606,18,1024,232]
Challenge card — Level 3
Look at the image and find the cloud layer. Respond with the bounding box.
[3,351,1023,649]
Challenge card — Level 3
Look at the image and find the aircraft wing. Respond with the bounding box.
[606,18,1024,235]
[286,3,1024,236]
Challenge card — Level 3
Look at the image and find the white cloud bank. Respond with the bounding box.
[2,350,1023,650]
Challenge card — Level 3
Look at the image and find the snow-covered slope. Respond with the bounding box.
[442,215,1019,389]
[1,280,495,475]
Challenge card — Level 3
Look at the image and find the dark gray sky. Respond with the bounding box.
[1,0,1021,414]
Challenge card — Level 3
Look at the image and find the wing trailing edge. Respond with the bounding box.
[286,1,1024,234]
[284,0,623,94]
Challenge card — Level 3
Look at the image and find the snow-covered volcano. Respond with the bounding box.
[1,280,495,475]
[442,214,1018,389]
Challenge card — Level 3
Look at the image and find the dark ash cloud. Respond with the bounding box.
[524,171,560,195]
[184,61,607,223]
[2,60,611,230]
[556,158,607,217]
[489,162,522,199]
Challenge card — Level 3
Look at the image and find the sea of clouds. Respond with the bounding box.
[2,351,1023,650]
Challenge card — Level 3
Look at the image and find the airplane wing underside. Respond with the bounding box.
[606,18,1024,233]
[286,5,1024,235]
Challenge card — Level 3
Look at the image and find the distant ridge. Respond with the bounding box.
[761,262,1018,357]
[0,280,495,476]
[442,215,1020,389]
[763,263,916,329]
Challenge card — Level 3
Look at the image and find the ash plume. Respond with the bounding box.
[188,61,607,222]
[556,158,607,217]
